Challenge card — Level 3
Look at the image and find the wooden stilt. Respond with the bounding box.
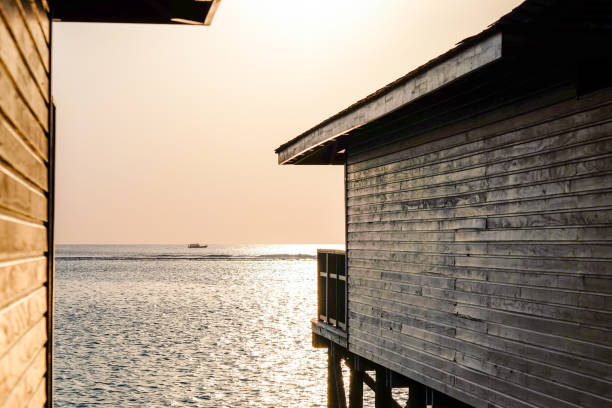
[348,367,363,408]
[328,347,338,408]
[332,344,347,408]
[375,367,392,408]
[406,382,426,408]
[328,344,347,408]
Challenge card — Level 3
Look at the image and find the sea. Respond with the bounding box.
[53,244,379,408]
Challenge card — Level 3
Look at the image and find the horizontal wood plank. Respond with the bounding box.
[0,214,46,261]
[346,86,612,407]
[0,286,46,359]
[0,163,46,221]
[0,257,45,310]
[1,346,45,408]
[15,0,46,71]
[0,115,47,190]
[31,0,49,44]
[0,11,47,128]
[24,374,44,408]
[0,317,46,406]
[0,67,47,164]
[0,0,49,101]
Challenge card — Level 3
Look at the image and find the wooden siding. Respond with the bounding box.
[0,0,50,407]
[346,86,612,408]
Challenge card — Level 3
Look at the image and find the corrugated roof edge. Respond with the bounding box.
[274,0,555,155]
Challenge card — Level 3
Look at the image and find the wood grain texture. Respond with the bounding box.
[0,115,46,191]
[0,214,46,261]
[0,11,47,128]
[0,286,46,359]
[0,258,45,310]
[0,0,49,100]
[0,1,49,406]
[0,318,45,406]
[15,0,46,70]
[0,72,47,165]
[23,375,44,408]
[1,346,45,408]
[345,86,612,408]
[0,164,46,221]
[30,0,49,45]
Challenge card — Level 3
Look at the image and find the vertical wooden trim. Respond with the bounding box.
[45,4,53,406]
[343,155,348,338]
[324,253,328,324]
[45,101,54,408]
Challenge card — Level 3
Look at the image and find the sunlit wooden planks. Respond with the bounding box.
[0,215,46,261]
[0,117,47,190]
[0,258,46,310]
[0,0,48,99]
[0,318,46,406]
[0,164,46,221]
[345,85,612,408]
[14,0,47,72]
[0,9,47,128]
[0,1,49,406]
[1,347,45,408]
[0,287,46,357]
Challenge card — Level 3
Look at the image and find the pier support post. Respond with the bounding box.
[348,367,363,408]
[328,344,347,408]
[375,367,391,408]
[328,346,338,408]
[406,381,426,408]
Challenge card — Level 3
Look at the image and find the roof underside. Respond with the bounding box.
[54,0,221,25]
[275,0,612,165]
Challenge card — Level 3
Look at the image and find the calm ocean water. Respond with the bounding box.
[53,244,357,407]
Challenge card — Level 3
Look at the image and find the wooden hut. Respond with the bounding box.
[276,1,612,407]
[0,1,220,406]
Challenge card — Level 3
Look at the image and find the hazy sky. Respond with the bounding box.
[53,0,524,245]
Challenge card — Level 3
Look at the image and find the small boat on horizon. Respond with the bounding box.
[187,243,208,248]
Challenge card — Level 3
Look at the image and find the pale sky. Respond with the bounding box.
[53,0,524,245]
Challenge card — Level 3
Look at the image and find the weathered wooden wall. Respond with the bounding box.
[346,85,612,408]
[0,0,51,407]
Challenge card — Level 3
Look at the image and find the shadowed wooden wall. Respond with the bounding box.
[346,85,612,408]
[0,0,51,406]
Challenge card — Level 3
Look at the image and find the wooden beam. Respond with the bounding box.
[363,372,375,391]
[203,0,221,26]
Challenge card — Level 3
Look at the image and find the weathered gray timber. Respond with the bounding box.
[344,86,612,408]
[0,1,50,407]
[277,1,612,407]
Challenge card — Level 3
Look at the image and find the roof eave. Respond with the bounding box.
[53,0,222,26]
[275,32,503,165]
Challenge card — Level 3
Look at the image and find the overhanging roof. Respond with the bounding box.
[275,0,612,165]
[54,0,221,25]
[276,32,502,165]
